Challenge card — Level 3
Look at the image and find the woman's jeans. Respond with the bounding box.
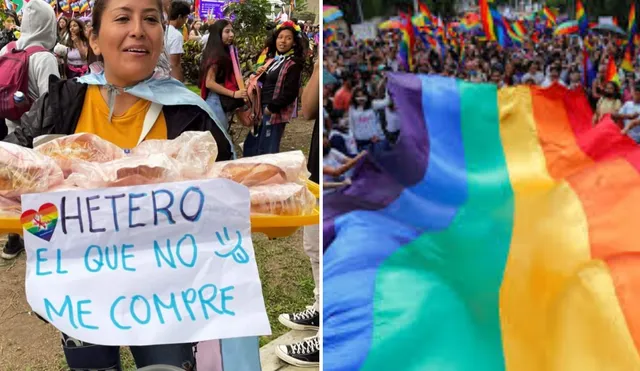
[243,108,287,157]
[61,333,195,370]
[356,139,390,157]
[204,93,230,133]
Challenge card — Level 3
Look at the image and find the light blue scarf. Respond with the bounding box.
[77,71,236,158]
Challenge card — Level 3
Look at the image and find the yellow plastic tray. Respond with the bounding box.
[0,181,320,239]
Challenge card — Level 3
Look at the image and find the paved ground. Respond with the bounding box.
[260,330,319,371]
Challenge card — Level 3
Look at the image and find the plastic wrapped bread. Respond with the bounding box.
[208,151,310,186]
[249,183,316,216]
[132,131,219,178]
[68,154,183,189]
[35,133,125,177]
[0,142,64,198]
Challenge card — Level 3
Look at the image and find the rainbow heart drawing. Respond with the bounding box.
[21,203,59,242]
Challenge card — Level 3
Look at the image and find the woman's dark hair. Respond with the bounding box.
[190,20,201,36]
[69,19,89,47]
[88,0,164,65]
[264,25,307,64]
[57,16,69,31]
[350,87,372,110]
[4,11,19,27]
[606,81,621,99]
[200,19,232,87]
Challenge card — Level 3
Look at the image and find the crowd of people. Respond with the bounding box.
[322,21,640,187]
[0,0,319,368]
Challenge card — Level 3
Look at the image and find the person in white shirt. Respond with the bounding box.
[348,87,389,156]
[522,61,545,86]
[541,65,567,88]
[166,1,190,82]
[615,83,640,143]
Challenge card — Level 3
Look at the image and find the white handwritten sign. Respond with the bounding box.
[21,179,271,346]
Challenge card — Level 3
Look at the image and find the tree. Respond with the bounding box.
[224,0,272,37]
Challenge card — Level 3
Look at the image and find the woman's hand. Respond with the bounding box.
[235,89,248,99]
[256,66,267,75]
[264,107,271,115]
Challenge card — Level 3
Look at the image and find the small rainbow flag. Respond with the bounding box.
[398,12,415,72]
[605,56,620,85]
[480,0,497,41]
[630,3,637,36]
[323,5,343,23]
[324,27,336,45]
[622,45,634,72]
[324,74,640,371]
[418,1,435,25]
[576,0,588,37]
[254,47,269,69]
[629,3,638,49]
[554,21,578,36]
[513,20,526,38]
[543,6,557,28]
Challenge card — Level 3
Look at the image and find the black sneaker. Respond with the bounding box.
[278,305,319,331]
[275,336,319,368]
[2,234,24,260]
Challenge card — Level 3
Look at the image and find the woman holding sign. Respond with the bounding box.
[3,0,233,368]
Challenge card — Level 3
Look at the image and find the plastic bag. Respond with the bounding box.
[0,142,64,198]
[249,183,316,216]
[68,154,183,189]
[132,131,219,178]
[209,151,310,186]
[0,196,21,216]
[35,133,125,177]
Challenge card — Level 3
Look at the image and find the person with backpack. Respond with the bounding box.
[199,19,247,132]
[242,20,306,157]
[0,0,60,260]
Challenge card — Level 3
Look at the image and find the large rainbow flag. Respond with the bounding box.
[323,74,640,370]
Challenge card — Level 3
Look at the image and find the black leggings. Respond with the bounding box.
[60,333,196,370]
[0,118,7,140]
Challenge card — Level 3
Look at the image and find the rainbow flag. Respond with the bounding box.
[543,6,557,28]
[398,13,415,71]
[254,48,269,69]
[324,26,337,45]
[418,1,435,24]
[503,19,522,46]
[622,44,634,72]
[630,3,638,35]
[554,21,578,36]
[324,73,640,371]
[576,0,588,37]
[513,20,526,38]
[605,56,620,85]
[480,0,497,41]
[323,5,343,23]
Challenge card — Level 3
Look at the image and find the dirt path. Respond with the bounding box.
[0,118,315,370]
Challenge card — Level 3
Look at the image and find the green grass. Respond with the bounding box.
[49,232,313,369]
[254,232,315,347]
[186,84,201,95]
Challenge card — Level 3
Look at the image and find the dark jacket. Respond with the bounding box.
[4,76,233,161]
[260,59,303,114]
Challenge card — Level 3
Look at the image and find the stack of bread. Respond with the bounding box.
[0,132,315,217]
